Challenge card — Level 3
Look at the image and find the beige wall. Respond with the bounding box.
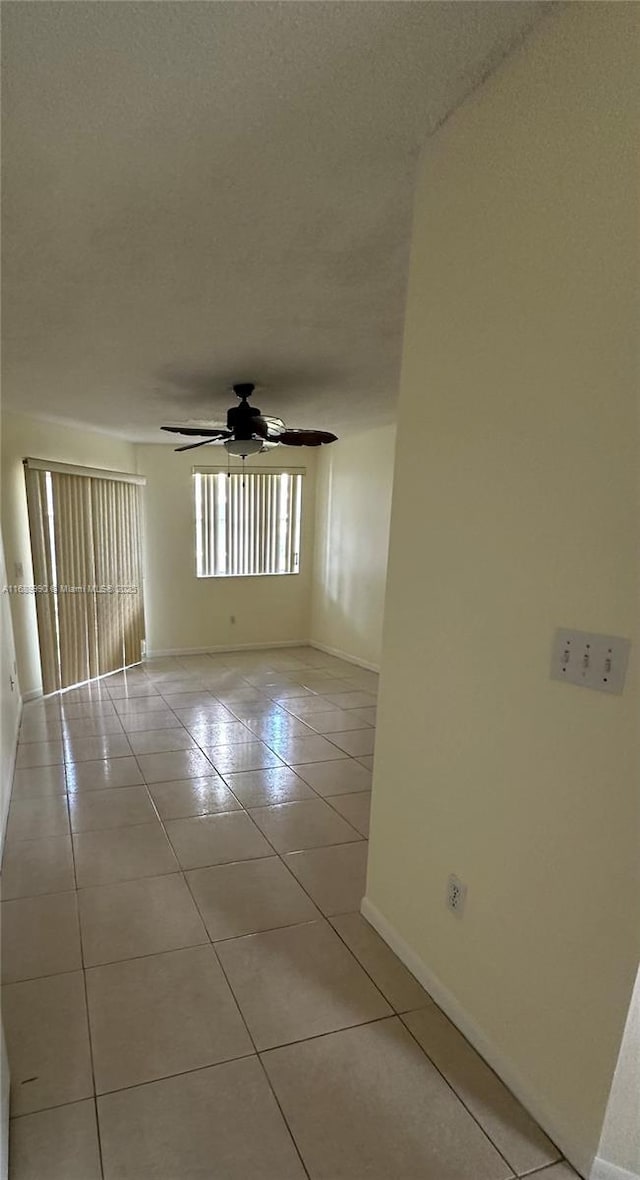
[135,444,317,655]
[311,425,395,669]
[366,6,639,1177]
[1,412,137,696]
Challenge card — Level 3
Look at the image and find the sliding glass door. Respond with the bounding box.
[24,461,145,694]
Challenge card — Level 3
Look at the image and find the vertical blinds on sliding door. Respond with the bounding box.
[24,463,145,693]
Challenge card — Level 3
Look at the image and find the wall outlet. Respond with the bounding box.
[446,873,467,916]
[550,628,631,695]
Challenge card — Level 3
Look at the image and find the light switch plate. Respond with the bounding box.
[550,628,631,695]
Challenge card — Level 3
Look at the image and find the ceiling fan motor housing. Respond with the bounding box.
[226,398,265,439]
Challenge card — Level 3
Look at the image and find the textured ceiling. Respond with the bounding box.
[2,1,541,442]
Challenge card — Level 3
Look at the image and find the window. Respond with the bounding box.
[194,469,303,577]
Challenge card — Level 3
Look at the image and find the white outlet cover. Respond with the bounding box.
[550,628,631,695]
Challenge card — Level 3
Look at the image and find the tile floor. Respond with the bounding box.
[2,646,579,1180]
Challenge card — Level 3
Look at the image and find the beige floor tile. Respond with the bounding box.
[65,756,143,792]
[165,811,272,869]
[2,892,82,983]
[249,799,362,853]
[22,700,61,721]
[242,714,314,741]
[328,791,371,837]
[224,766,316,807]
[281,695,337,718]
[330,728,376,758]
[227,700,290,722]
[173,703,237,725]
[87,945,253,1092]
[9,1100,102,1180]
[127,728,198,755]
[98,1056,305,1180]
[296,677,353,693]
[215,687,268,704]
[293,758,372,796]
[324,691,377,709]
[403,1006,560,1175]
[284,842,369,915]
[347,706,377,726]
[526,1165,580,1179]
[1,836,75,900]
[60,685,110,704]
[268,685,316,701]
[187,856,319,940]
[74,823,178,887]
[305,708,372,734]
[357,755,375,771]
[216,919,390,1050]
[120,710,182,732]
[185,719,255,745]
[113,695,173,715]
[6,796,69,843]
[68,785,157,832]
[149,775,240,819]
[270,734,346,766]
[79,873,207,966]
[204,741,284,774]
[106,683,160,699]
[11,764,67,799]
[62,716,125,738]
[160,691,216,708]
[262,1018,513,1180]
[18,720,63,744]
[60,701,118,721]
[63,733,132,763]
[136,748,214,783]
[330,913,430,1013]
[15,741,64,769]
[3,971,94,1115]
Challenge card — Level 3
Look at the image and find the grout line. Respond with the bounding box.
[66,794,106,1180]
[177,847,312,1179]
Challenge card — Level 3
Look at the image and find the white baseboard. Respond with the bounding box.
[591,1159,639,1180]
[22,688,43,703]
[360,895,594,1180]
[308,639,380,673]
[145,640,309,658]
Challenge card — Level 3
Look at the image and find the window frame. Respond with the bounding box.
[192,465,305,579]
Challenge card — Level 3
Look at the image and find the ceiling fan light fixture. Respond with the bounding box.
[224,438,263,457]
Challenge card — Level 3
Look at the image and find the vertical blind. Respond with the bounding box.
[195,469,303,577]
[24,462,145,694]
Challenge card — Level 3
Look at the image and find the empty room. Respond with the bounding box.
[0,3,638,1180]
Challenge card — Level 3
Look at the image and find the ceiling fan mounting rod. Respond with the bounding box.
[233,383,255,400]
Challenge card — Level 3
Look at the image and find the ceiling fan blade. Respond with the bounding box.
[162,425,229,438]
[250,414,286,441]
[277,429,338,447]
[174,439,222,453]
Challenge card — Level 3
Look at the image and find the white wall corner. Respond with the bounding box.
[308,639,380,673]
[360,895,595,1180]
[591,1160,640,1180]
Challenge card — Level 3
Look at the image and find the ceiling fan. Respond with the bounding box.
[161,383,338,456]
